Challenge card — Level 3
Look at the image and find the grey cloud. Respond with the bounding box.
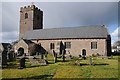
[36,2,118,28]
[2,2,20,32]
[1,31,18,42]
[1,2,118,43]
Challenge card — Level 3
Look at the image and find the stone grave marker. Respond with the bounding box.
[89,56,94,66]
[53,50,57,63]
[18,57,26,69]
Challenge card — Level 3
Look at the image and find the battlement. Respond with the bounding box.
[20,5,41,12]
[19,4,43,38]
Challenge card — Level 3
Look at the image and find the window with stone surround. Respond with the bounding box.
[91,42,97,49]
[65,42,71,49]
[50,43,55,49]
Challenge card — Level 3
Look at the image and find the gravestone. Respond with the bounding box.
[75,60,81,66]
[89,57,94,66]
[18,54,27,69]
[19,57,26,69]
[62,50,65,62]
[37,59,48,65]
[29,58,48,66]
[53,50,57,63]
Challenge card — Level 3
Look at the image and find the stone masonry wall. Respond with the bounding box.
[32,39,107,57]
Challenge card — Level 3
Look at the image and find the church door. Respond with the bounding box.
[82,49,86,57]
[18,47,24,56]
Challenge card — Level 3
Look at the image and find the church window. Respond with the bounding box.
[50,43,55,49]
[91,42,97,49]
[65,42,71,49]
[25,13,28,19]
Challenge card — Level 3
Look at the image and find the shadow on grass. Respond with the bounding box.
[2,64,19,69]
[80,63,109,66]
[73,63,109,66]
[56,59,72,62]
[80,63,88,66]
[94,63,109,66]
[26,65,41,68]
[2,64,46,69]
[47,59,72,64]
[2,75,53,80]
[48,62,54,65]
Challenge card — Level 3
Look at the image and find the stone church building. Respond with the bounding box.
[14,4,111,57]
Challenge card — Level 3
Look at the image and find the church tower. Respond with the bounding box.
[19,4,43,39]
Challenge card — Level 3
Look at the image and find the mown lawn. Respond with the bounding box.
[1,55,119,80]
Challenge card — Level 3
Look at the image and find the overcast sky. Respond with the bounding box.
[0,2,119,45]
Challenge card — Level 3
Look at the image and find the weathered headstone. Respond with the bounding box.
[29,58,48,65]
[89,56,94,66]
[19,57,26,69]
[53,50,57,63]
[75,60,81,66]
[2,51,7,66]
[62,50,65,62]
[18,54,27,69]
[62,55,65,62]
[38,59,48,65]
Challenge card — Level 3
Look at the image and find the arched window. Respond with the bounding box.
[82,49,86,56]
[18,47,24,56]
[25,13,28,19]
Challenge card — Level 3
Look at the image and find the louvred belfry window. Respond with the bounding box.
[25,13,28,19]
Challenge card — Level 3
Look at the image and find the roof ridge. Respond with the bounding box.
[23,25,108,40]
[29,25,106,32]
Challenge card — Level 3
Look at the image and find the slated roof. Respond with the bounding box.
[23,25,109,40]
[1,43,11,49]
[23,39,34,44]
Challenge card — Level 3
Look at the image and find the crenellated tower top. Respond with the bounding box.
[19,4,43,39]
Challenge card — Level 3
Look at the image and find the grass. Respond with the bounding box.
[1,55,119,79]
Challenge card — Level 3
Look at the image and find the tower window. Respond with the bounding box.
[25,13,28,19]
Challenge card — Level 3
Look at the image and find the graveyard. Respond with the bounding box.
[1,53,119,79]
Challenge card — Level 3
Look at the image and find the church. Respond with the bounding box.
[14,4,111,57]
